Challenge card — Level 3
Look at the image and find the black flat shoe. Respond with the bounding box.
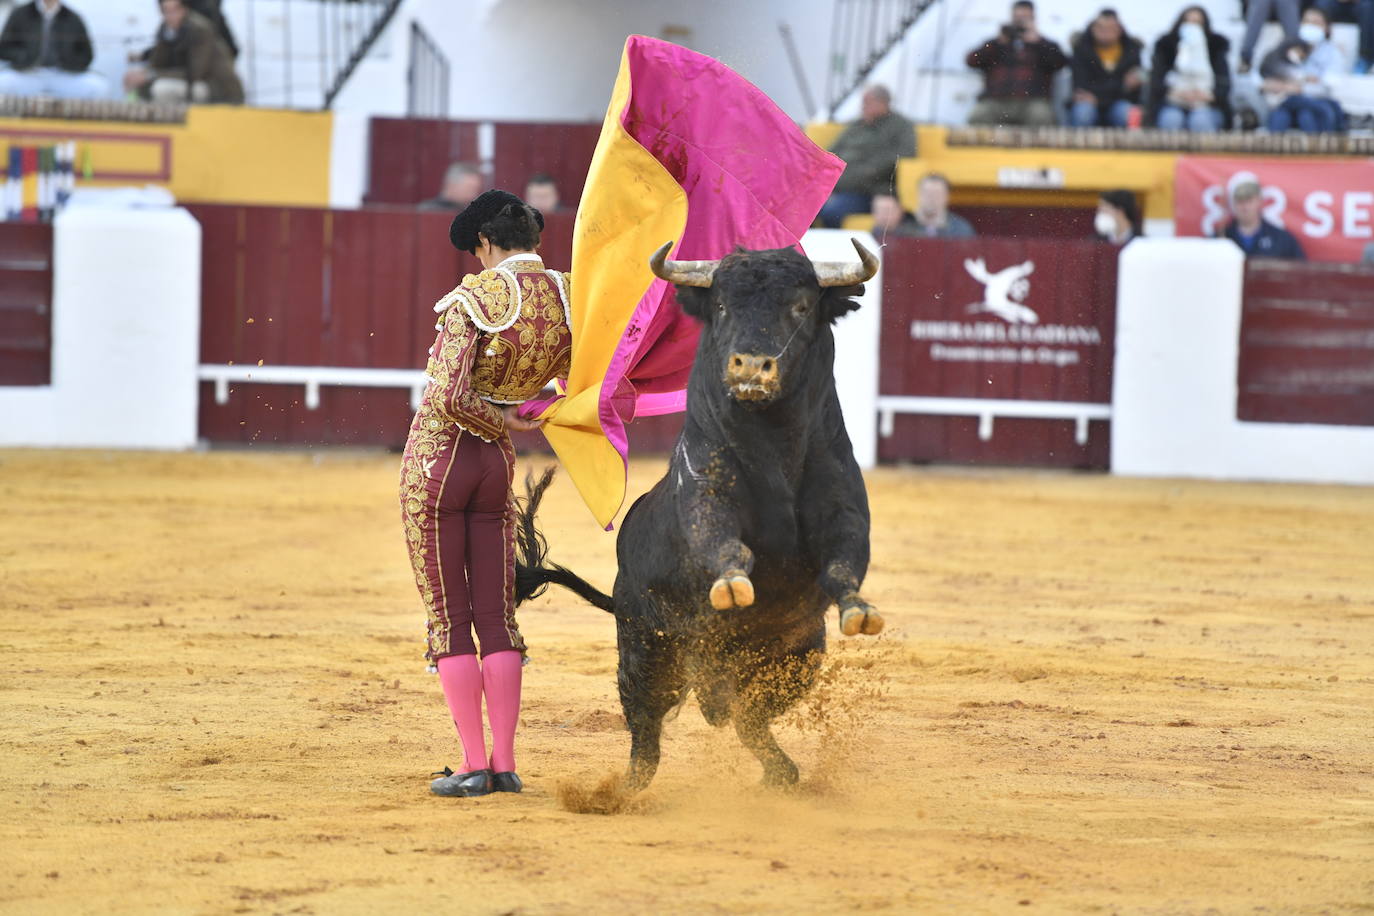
[429,766,493,797]
[491,771,523,793]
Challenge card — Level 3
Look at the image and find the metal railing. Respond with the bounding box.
[406,20,450,118]
[236,0,404,109]
[826,0,937,118]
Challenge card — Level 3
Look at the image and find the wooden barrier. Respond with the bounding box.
[190,203,685,452]
[364,117,601,209]
[1238,259,1374,427]
[0,222,53,386]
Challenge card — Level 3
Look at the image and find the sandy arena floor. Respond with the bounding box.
[1,449,1371,914]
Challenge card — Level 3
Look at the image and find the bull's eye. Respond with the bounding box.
[792,301,811,319]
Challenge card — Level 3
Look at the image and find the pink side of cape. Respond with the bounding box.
[600,36,843,448]
[528,37,843,503]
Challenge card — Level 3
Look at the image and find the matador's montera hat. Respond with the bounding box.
[449,189,545,254]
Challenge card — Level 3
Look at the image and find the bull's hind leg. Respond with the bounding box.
[616,620,686,791]
[733,641,823,787]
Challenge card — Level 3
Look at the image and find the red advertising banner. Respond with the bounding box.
[879,238,1117,468]
[1174,156,1374,263]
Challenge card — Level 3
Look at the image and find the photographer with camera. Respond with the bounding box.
[967,0,1067,127]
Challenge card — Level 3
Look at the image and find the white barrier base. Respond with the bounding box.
[878,395,1111,444]
[0,206,201,449]
[1111,238,1374,486]
[199,364,428,410]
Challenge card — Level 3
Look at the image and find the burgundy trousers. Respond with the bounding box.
[400,428,524,663]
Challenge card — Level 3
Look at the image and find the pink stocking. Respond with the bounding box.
[437,653,487,773]
[482,650,523,773]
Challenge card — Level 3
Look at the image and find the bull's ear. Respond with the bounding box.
[674,286,713,321]
[820,284,864,324]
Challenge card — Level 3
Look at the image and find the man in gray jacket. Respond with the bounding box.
[818,85,916,228]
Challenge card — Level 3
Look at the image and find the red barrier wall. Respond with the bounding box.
[191,203,684,451]
[878,237,1118,468]
[957,205,1096,239]
[1238,259,1374,427]
[365,117,600,209]
[491,122,601,209]
[0,222,52,386]
[364,118,480,206]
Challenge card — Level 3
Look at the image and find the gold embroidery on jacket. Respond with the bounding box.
[468,271,572,403]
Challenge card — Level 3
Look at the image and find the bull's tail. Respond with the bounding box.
[514,466,615,613]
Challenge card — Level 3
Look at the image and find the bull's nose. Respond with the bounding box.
[727,353,778,385]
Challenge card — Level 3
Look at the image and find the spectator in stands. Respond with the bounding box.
[1069,8,1145,127]
[0,0,106,99]
[908,173,976,238]
[818,84,916,228]
[124,0,244,104]
[870,194,917,238]
[1094,189,1142,243]
[1315,0,1373,74]
[1262,8,1348,132]
[185,0,237,59]
[966,0,1068,127]
[1220,178,1305,259]
[1239,0,1300,74]
[421,162,484,211]
[524,173,564,214]
[1148,7,1232,131]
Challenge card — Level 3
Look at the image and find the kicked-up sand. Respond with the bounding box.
[1,449,1371,914]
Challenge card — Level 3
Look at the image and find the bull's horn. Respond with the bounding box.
[648,241,718,287]
[813,238,879,287]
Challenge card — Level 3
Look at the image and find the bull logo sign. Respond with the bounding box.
[910,250,1102,370]
[963,258,1039,324]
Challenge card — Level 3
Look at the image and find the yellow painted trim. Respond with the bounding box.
[0,106,334,207]
[808,122,1185,219]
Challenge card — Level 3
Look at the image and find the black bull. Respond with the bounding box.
[515,240,883,789]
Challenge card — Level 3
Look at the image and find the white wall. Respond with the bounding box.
[0,205,201,449]
[332,0,834,122]
[802,228,881,470]
[1111,238,1374,486]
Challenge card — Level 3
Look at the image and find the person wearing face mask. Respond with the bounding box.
[1093,190,1141,244]
[1238,0,1301,74]
[1262,9,1348,133]
[1313,0,1373,74]
[1148,6,1232,131]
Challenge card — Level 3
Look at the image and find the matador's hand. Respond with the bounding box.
[502,405,544,433]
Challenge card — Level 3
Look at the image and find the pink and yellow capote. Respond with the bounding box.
[526,36,844,529]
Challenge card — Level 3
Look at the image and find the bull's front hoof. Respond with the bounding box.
[839,602,884,637]
[710,573,754,610]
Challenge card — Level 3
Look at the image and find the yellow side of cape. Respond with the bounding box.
[534,44,689,529]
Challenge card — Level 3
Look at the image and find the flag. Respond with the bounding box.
[529,35,844,529]
[4,147,20,221]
